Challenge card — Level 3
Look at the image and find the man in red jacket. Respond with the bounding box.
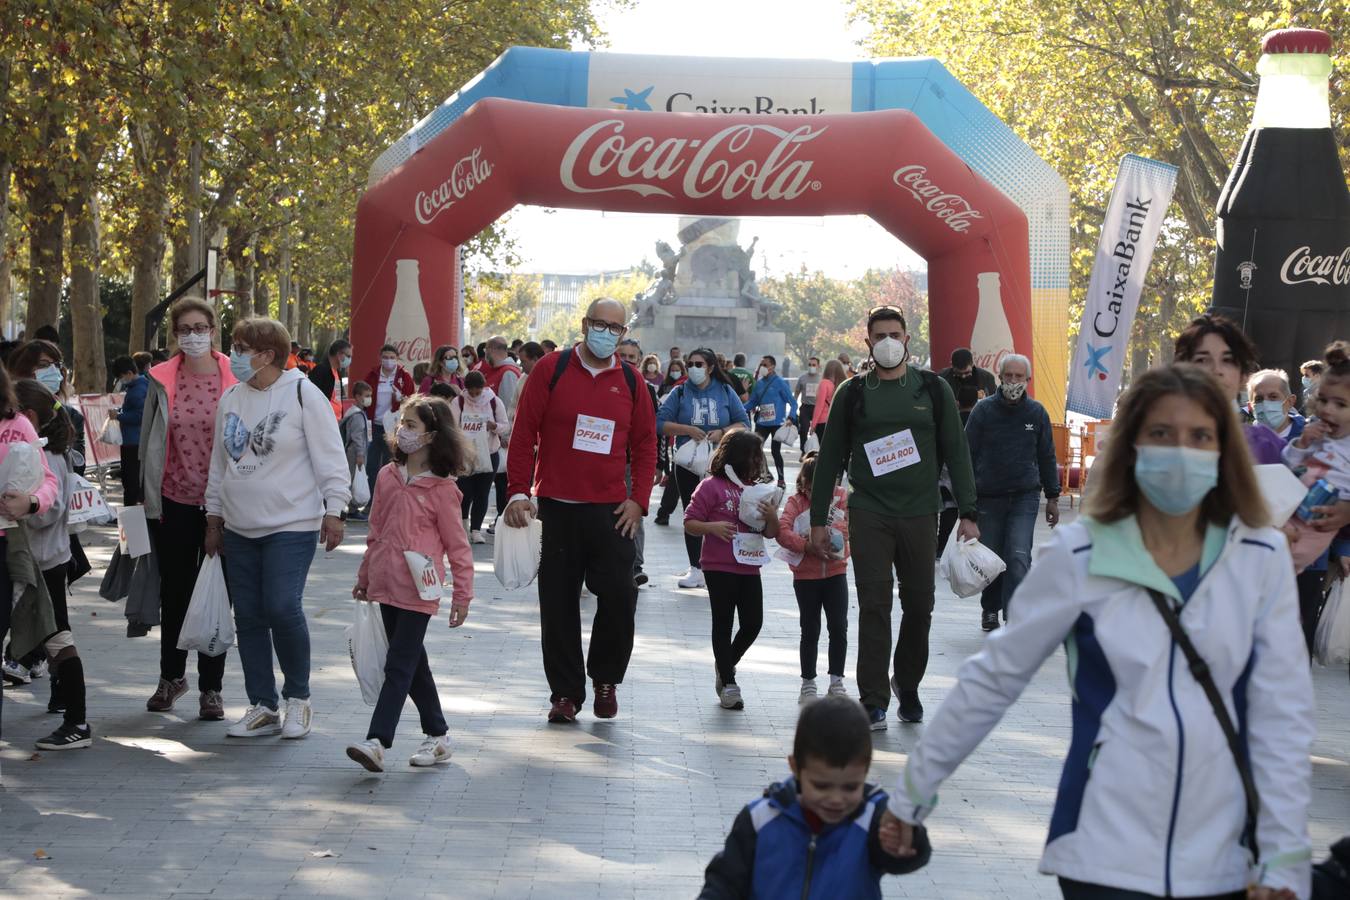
[480,336,522,407]
[504,298,657,724]
[361,344,416,512]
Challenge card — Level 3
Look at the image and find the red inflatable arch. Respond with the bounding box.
[351,97,1030,378]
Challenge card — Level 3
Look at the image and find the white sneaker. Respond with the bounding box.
[827,676,849,698]
[225,703,282,738]
[720,683,744,710]
[346,738,384,772]
[677,567,706,589]
[470,530,486,545]
[28,659,48,680]
[281,697,312,739]
[799,679,818,706]
[2,658,31,685]
[409,735,452,767]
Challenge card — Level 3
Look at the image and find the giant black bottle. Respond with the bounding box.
[1211,28,1350,387]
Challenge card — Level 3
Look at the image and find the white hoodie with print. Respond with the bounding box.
[205,367,351,538]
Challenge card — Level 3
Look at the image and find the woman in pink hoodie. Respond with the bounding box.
[347,395,475,772]
[776,451,851,705]
[448,370,509,544]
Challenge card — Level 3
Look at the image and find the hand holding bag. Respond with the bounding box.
[939,531,1007,598]
[494,516,543,590]
[351,466,371,507]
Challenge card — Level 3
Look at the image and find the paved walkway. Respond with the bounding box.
[1,467,1347,899]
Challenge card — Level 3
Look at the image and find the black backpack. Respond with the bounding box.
[839,369,946,474]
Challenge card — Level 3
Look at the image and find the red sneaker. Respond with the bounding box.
[593,683,618,719]
[547,697,579,724]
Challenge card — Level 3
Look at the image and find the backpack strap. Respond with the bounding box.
[547,346,638,403]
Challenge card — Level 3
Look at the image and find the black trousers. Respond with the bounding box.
[537,499,637,705]
[755,425,785,482]
[798,405,814,451]
[367,603,447,748]
[457,453,498,531]
[43,565,86,726]
[149,497,226,691]
[705,570,764,685]
[120,444,141,507]
[493,473,508,517]
[675,466,704,568]
[656,473,681,518]
[794,574,848,679]
[1297,566,1327,655]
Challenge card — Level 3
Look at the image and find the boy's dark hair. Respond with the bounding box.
[379,343,398,355]
[794,696,873,769]
[428,382,456,400]
[15,378,72,455]
[351,380,371,397]
[32,324,60,344]
[1173,314,1259,376]
[390,394,470,477]
[866,305,907,334]
[709,430,767,485]
[132,350,153,372]
[541,339,557,352]
[112,355,136,378]
[761,355,776,367]
[733,353,746,367]
[464,370,486,390]
[519,341,544,363]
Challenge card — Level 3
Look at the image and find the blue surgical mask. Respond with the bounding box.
[686,365,708,386]
[1302,376,1314,391]
[340,354,352,371]
[585,328,620,359]
[1254,399,1287,430]
[1133,444,1219,516]
[445,358,459,374]
[35,365,63,394]
[230,350,258,384]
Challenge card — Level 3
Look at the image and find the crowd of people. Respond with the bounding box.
[0,297,1343,899]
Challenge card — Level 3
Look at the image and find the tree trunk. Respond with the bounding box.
[23,173,64,333]
[279,227,293,335]
[171,140,204,298]
[127,120,174,351]
[297,280,311,346]
[0,158,11,337]
[67,163,105,394]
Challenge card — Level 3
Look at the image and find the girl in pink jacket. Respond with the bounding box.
[347,395,475,772]
[776,452,851,705]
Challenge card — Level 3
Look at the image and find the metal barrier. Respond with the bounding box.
[77,393,124,487]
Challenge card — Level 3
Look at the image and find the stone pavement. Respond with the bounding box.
[1,467,1347,899]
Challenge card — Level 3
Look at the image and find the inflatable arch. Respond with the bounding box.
[353,49,1070,418]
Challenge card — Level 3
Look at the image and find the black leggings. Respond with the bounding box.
[755,425,785,482]
[794,574,848,679]
[457,452,499,530]
[705,570,763,685]
[1297,567,1327,655]
[42,565,86,726]
[675,466,704,568]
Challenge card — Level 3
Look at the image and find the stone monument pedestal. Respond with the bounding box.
[632,299,785,363]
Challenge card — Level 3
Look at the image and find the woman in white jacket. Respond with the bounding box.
[204,318,350,741]
[880,364,1314,900]
[448,370,509,544]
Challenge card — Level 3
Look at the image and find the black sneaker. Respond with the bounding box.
[35,723,92,751]
[897,691,924,723]
[981,611,1001,632]
[653,514,670,526]
[865,705,888,732]
[633,570,649,587]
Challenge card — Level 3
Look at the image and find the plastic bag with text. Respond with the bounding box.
[177,555,234,656]
[1314,578,1350,667]
[346,601,389,706]
[940,531,1007,598]
[494,517,543,590]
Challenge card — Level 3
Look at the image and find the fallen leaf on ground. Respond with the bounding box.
[34,849,50,859]
[28,753,40,761]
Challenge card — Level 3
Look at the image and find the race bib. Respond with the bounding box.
[864,430,920,477]
[757,404,776,420]
[573,415,615,454]
[804,383,818,401]
[403,551,442,602]
[775,545,805,567]
[460,414,487,434]
[732,532,771,567]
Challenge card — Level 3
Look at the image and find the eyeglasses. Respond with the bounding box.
[174,324,213,337]
[585,318,626,337]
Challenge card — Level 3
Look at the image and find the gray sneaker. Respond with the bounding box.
[719,683,744,710]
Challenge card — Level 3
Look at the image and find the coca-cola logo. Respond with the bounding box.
[891,165,983,233]
[560,119,825,201]
[387,336,432,363]
[415,147,493,225]
[1280,246,1350,287]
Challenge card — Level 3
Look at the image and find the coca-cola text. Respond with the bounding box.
[415,147,493,225]
[387,336,432,363]
[1280,245,1350,286]
[560,119,825,201]
[891,165,983,233]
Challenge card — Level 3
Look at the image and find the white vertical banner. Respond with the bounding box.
[1067,155,1178,419]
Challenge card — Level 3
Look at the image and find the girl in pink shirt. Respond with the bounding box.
[347,395,475,772]
[684,431,779,711]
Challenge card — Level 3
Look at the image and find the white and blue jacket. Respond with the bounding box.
[895,515,1314,898]
[744,374,797,428]
[700,778,930,899]
[657,380,750,449]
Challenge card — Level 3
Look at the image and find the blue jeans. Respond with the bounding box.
[976,491,1040,615]
[222,530,318,708]
[365,423,388,513]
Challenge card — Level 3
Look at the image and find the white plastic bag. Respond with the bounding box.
[177,556,234,656]
[940,531,1007,598]
[1314,578,1350,667]
[803,431,820,455]
[774,422,798,446]
[723,465,783,530]
[467,429,494,474]
[494,516,543,590]
[673,438,712,477]
[351,467,371,507]
[0,442,46,529]
[346,601,389,706]
[98,417,122,445]
[66,474,114,526]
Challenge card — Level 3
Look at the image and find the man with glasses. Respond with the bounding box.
[504,298,656,724]
[809,306,978,730]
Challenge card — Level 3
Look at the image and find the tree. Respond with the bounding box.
[465,273,539,338]
[761,268,869,363]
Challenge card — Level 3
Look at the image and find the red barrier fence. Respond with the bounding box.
[78,393,124,472]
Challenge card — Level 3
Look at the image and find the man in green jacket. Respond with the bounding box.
[809,306,978,731]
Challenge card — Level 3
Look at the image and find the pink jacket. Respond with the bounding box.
[356,463,474,615]
[811,379,837,430]
[777,488,849,581]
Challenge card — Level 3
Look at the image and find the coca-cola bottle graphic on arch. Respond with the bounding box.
[1211,28,1350,390]
[970,271,1015,374]
[385,259,432,368]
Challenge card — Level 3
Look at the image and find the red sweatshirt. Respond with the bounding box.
[507,347,657,511]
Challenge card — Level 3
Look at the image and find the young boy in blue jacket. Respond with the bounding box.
[699,696,931,899]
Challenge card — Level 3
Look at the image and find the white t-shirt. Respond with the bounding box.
[375,373,395,419]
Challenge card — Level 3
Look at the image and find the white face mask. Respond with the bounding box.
[178,332,212,358]
[381,359,397,374]
[756,366,768,379]
[808,365,819,375]
[686,366,707,386]
[360,395,372,408]
[871,337,906,370]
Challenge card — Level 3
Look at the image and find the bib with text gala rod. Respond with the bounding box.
[573,414,616,454]
[864,429,920,477]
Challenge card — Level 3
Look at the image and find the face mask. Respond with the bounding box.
[1254,399,1287,429]
[1302,376,1313,391]
[808,366,818,375]
[445,358,459,374]
[871,337,906,370]
[381,359,397,374]
[1133,445,1219,516]
[178,332,212,359]
[396,426,428,454]
[585,328,620,359]
[340,355,352,371]
[1000,381,1027,402]
[645,365,657,374]
[360,395,372,408]
[35,365,63,394]
[686,366,708,386]
[756,367,768,379]
[230,350,260,384]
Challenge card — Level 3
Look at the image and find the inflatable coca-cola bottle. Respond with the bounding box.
[1211,28,1350,390]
